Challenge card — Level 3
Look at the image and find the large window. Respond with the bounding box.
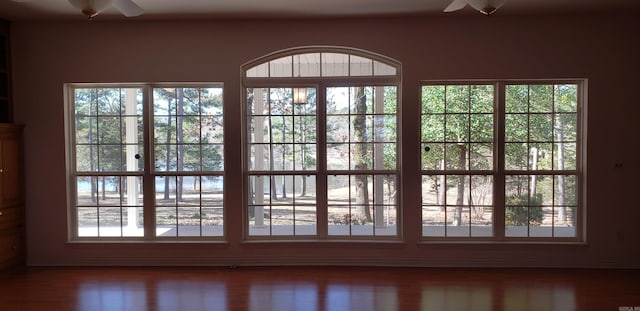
[243,47,401,239]
[421,81,583,241]
[68,84,224,240]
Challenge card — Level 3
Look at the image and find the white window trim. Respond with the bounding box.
[419,79,586,243]
[65,82,226,242]
[241,46,402,240]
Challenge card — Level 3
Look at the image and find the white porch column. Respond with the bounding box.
[254,88,265,227]
[125,89,139,230]
[374,87,386,227]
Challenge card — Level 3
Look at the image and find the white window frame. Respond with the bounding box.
[241,46,402,240]
[420,80,585,242]
[65,83,225,241]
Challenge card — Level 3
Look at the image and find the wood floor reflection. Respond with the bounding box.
[1,266,638,310]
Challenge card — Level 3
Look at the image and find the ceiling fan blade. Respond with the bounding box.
[444,0,468,12]
[68,0,112,17]
[112,0,144,17]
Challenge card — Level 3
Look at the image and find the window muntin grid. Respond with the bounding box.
[249,175,318,236]
[73,87,145,238]
[326,86,398,237]
[248,87,318,172]
[69,84,224,240]
[247,87,319,236]
[247,85,398,238]
[421,84,495,238]
[244,48,400,240]
[504,84,578,238]
[327,174,397,237]
[420,82,581,241]
[245,51,397,78]
[152,87,225,238]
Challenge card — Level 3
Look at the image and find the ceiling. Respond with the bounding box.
[1,0,640,21]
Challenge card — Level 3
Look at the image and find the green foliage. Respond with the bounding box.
[421,84,494,171]
[330,213,368,225]
[505,194,544,226]
[504,84,578,171]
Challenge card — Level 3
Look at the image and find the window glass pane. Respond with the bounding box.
[350,143,373,170]
[504,114,528,142]
[421,114,444,142]
[554,84,578,112]
[269,56,293,77]
[98,145,123,172]
[470,143,493,171]
[322,53,349,77]
[294,116,316,143]
[422,86,445,113]
[293,53,320,77]
[326,143,348,170]
[556,113,577,141]
[247,62,268,78]
[470,114,493,142]
[350,55,373,76]
[445,114,469,142]
[293,143,316,171]
[326,87,349,114]
[422,143,444,171]
[445,143,469,170]
[445,85,469,113]
[505,85,529,113]
[505,143,527,170]
[529,143,552,170]
[529,85,553,113]
[530,114,553,142]
[373,61,396,76]
[470,85,494,113]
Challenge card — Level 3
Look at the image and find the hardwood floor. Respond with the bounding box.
[0,266,638,310]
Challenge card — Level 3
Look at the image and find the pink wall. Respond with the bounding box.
[10,13,640,267]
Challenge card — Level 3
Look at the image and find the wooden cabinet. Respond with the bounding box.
[0,19,11,123]
[0,125,24,270]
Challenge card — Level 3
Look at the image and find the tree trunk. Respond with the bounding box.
[101,176,106,200]
[353,87,372,222]
[453,144,467,226]
[300,175,307,197]
[439,159,446,212]
[281,126,287,199]
[556,119,566,222]
[176,88,185,201]
[268,109,277,200]
[530,147,538,198]
[163,94,173,200]
[299,116,307,197]
[87,104,97,202]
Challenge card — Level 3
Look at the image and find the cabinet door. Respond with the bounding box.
[0,206,22,230]
[0,229,23,270]
[0,131,23,206]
